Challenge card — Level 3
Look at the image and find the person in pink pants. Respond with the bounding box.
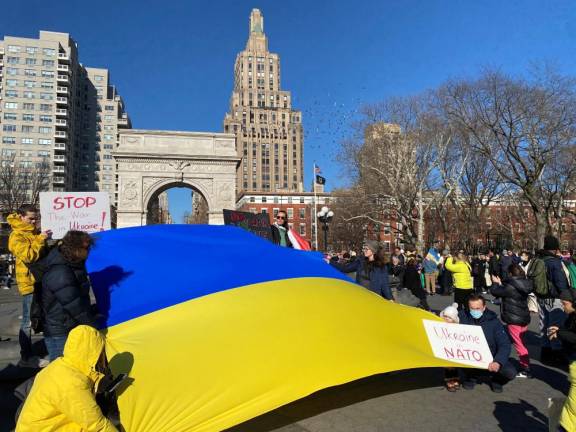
[490,264,533,378]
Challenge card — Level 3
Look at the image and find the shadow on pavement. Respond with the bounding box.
[0,364,40,431]
[493,399,548,432]
[228,368,443,432]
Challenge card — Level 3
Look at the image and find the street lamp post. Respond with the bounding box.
[317,206,334,252]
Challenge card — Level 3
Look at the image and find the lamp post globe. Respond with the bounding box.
[317,206,333,252]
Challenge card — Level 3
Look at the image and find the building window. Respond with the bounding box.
[94,75,104,81]
[287,208,293,219]
[7,67,19,75]
[39,115,52,122]
[41,70,54,78]
[299,208,305,219]
[26,47,37,54]
[262,197,267,203]
[6,79,18,87]
[383,241,391,252]
[8,45,21,53]
[21,138,34,145]
[299,224,306,236]
[4,102,18,109]
[2,137,16,144]
[103,155,113,160]
[3,125,17,132]
[40,104,52,111]
[249,197,255,203]
[42,48,56,56]
[103,134,114,141]
[24,69,36,76]
[261,208,268,214]
[37,151,50,157]
[105,105,114,111]
[249,207,256,214]
[38,139,52,145]
[22,125,34,133]
[23,103,34,110]
[23,91,35,99]
[3,113,17,120]
[41,82,53,89]
[39,92,53,100]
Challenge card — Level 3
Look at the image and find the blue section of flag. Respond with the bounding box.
[87,225,349,327]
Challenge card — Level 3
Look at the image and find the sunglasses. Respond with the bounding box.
[276,216,286,220]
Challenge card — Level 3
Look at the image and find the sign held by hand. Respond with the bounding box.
[423,319,493,368]
[40,192,111,239]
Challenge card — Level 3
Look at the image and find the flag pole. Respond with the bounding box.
[313,162,318,251]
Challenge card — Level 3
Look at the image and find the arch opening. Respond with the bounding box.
[145,182,209,225]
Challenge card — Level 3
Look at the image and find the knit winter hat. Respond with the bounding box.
[440,303,460,323]
[544,235,560,251]
[364,240,380,254]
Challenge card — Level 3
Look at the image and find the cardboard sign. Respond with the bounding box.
[423,319,494,368]
[223,209,272,241]
[40,192,111,239]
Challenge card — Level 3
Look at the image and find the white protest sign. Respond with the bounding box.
[40,192,111,239]
[423,319,493,368]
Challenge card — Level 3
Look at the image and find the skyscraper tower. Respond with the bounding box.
[224,9,304,194]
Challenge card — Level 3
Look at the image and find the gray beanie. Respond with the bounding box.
[364,240,380,254]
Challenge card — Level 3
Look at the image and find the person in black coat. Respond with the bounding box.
[471,254,487,294]
[459,294,516,393]
[40,231,97,361]
[403,258,430,311]
[490,264,533,377]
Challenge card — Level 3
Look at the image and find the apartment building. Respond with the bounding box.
[224,9,304,194]
[0,31,130,203]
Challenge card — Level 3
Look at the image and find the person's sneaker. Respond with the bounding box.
[37,358,50,368]
[490,381,503,393]
[516,370,533,379]
[18,356,50,368]
[462,380,476,390]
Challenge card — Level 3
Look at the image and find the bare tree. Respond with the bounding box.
[0,155,51,214]
[338,95,459,252]
[440,70,576,247]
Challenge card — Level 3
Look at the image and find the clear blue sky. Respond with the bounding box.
[3,0,575,222]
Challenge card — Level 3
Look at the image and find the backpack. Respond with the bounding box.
[566,261,576,290]
[529,256,565,299]
[528,258,551,298]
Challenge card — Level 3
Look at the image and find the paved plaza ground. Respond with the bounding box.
[0,284,570,432]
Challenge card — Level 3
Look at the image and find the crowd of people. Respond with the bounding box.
[5,204,576,430]
[325,235,576,431]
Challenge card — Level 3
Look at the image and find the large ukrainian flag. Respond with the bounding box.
[88,225,453,432]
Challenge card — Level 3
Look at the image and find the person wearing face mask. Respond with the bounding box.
[16,325,118,431]
[458,294,516,393]
[38,230,98,361]
[330,240,393,301]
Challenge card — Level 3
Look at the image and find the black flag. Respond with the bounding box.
[315,175,326,185]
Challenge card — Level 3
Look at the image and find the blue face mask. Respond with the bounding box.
[470,309,484,319]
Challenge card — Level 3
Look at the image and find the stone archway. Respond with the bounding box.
[114,130,239,228]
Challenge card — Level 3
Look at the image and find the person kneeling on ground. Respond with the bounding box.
[459,294,516,393]
[440,303,460,391]
[16,325,118,431]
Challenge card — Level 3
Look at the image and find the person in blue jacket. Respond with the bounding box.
[331,240,393,301]
[459,294,516,393]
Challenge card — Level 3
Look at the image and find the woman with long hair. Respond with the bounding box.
[331,241,393,300]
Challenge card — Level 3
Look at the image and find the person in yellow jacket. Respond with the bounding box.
[16,325,118,432]
[444,251,473,310]
[7,205,51,368]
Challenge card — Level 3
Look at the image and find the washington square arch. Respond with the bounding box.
[114,130,240,227]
